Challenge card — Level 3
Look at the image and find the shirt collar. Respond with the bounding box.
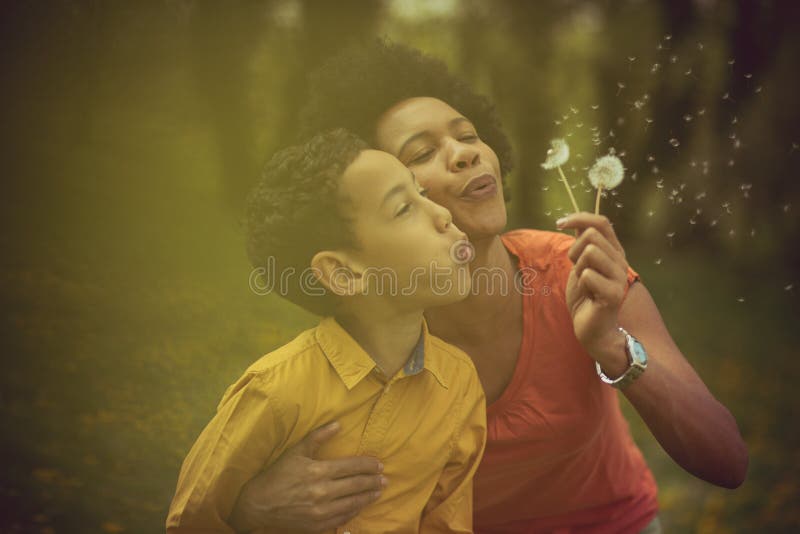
[315,317,449,390]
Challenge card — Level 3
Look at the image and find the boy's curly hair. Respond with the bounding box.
[298,38,513,199]
[245,128,368,316]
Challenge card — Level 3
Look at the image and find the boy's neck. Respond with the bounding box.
[336,307,425,380]
[424,233,519,345]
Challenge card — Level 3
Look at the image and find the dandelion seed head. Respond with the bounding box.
[541,138,570,170]
[588,155,625,190]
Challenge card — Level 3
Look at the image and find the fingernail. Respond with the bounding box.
[377,462,384,472]
[380,476,389,487]
[556,217,568,227]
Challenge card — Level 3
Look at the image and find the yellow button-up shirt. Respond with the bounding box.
[167,317,486,533]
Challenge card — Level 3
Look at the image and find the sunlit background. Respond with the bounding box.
[1,0,799,532]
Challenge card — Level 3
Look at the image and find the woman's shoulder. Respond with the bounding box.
[501,228,575,269]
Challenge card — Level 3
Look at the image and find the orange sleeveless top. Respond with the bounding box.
[473,229,658,533]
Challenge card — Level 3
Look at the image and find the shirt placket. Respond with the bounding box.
[336,374,403,534]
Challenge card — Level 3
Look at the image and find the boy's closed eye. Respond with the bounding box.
[394,188,429,218]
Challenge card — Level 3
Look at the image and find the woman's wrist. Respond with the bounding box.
[589,328,629,379]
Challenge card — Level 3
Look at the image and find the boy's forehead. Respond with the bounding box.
[340,149,411,201]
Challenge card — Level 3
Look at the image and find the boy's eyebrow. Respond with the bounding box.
[397,117,471,156]
[381,172,417,209]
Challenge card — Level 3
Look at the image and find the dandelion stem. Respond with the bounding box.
[556,166,581,213]
[594,185,603,214]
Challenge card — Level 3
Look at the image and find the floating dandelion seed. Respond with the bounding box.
[670,55,678,64]
[570,106,579,115]
[696,192,707,200]
[737,297,745,303]
[648,209,655,217]
[541,139,580,213]
[655,258,662,265]
[683,114,693,122]
[728,58,736,66]
[650,63,661,74]
[685,68,693,76]
[541,185,550,191]
[750,228,756,237]
[647,154,656,162]
[728,159,735,167]
[698,42,705,51]
[785,283,794,291]
[617,82,626,95]
[544,210,552,216]
[698,108,707,115]
[669,138,680,148]
[729,229,736,238]
[783,203,791,212]
[755,86,762,93]
[664,34,672,41]
[744,73,753,79]
[588,155,625,215]
[633,100,645,111]
[591,104,600,110]
[656,178,664,189]
[710,219,718,227]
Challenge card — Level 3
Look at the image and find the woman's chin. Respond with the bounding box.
[459,205,508,241]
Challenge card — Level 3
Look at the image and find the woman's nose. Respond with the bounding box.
[448,140,480,172]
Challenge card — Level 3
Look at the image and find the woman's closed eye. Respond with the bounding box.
[409,148,434,164]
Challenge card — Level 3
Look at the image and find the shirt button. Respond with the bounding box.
[343,530,351,534]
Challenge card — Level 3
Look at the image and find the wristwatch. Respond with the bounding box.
[595,326,648,389]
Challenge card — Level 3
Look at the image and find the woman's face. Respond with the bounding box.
[375,97,507,241]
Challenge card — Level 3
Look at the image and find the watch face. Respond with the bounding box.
[629,338,648,365]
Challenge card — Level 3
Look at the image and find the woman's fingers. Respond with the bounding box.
[557,212,626,256]
[320,456,384,480]
[573,243,627,286]
[313,487,383,526]
[320,472,386,501]
[578,267,625,306]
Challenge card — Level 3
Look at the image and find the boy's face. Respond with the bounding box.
[334,149,472,310]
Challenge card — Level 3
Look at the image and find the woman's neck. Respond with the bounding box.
[424,233,519,345]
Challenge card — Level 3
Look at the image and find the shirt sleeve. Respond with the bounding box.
[166,372,281,533]
[418,367,487,533]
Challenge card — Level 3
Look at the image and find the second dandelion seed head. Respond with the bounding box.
[588,155,625,190]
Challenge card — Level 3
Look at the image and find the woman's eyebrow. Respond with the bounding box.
[398,131,430,157]
[397,117,473,156]
[448,117,472,128]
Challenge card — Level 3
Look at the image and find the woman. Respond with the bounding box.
[229,40,747,533]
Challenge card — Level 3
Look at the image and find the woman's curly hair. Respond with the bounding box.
[245,128,368,316]
[298,38,514,199]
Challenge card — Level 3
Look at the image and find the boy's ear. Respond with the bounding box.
[310,250,366,296]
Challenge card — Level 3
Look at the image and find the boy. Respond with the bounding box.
[166,129,486,533]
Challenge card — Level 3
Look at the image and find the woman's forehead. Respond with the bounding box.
[376,97,470,149]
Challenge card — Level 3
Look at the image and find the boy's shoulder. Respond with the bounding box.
[243,324,323,376]
[218,324,327,409]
